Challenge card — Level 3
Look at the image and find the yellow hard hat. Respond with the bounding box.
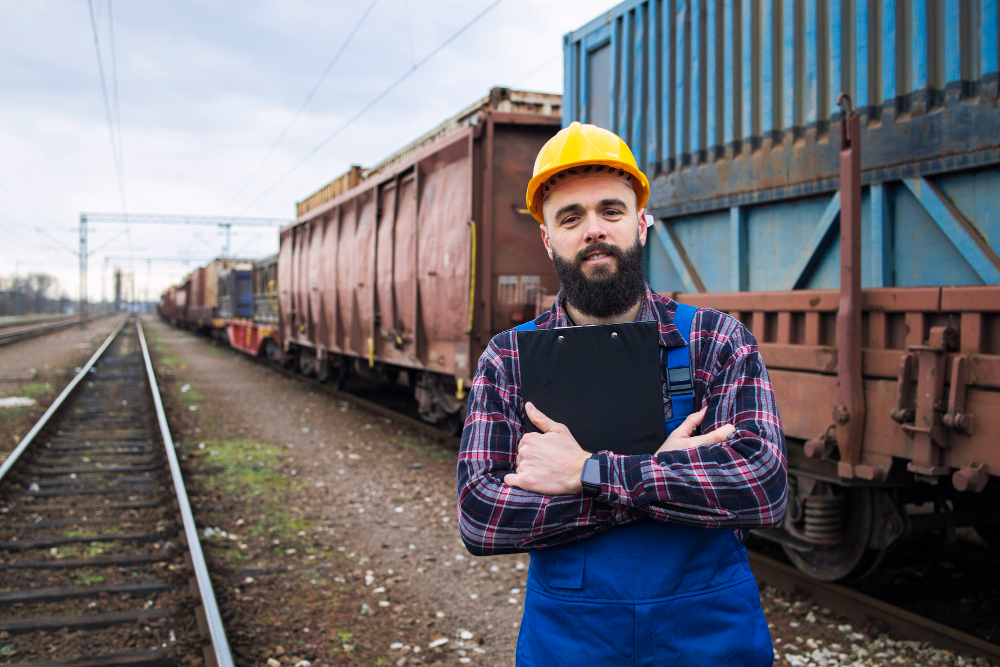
[525,121,650,224]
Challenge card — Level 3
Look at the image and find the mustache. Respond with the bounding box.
[573,241,625,267]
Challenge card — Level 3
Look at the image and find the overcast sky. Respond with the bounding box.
[0,0,611,303]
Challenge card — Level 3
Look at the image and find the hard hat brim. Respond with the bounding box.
[526,158,650,224]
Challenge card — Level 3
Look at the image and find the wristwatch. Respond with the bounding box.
[580,452,601,497]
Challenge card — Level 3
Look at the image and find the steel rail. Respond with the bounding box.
[0,316,129,483]
[0,318,81,346]
[749,552,1000,664]
[0,312,117,347]
[136,317,234,667]
[0,313,75,330]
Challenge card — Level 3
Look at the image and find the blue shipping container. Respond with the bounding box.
[564,0,1000,292]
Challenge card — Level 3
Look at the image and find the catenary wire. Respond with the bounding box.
[0,180,66,230]
[108,0,124,175]
[237,0,505,215]
[221,0,382,214]
[513,51,560,87]
[86,0,130,241]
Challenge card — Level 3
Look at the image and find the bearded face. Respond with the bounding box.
[551,231,646,320]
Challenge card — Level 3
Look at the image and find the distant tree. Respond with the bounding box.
[0,272,64,316]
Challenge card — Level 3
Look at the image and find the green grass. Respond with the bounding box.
[65,529,102,538]
[18,381,51,400]
[0,406,31,421]
[200,438,289,494]
[196,438,316,564]
[180,386,206,403]
[72,568,106,585]
[159,355,185,369]
[53,541,119,559]
[396,437,452,463]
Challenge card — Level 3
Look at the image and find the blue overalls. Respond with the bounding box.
[513,304,774,666]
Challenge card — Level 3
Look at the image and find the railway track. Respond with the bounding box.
[0,314,113,348]
[0,317,233,666]
[750,552,1000,664]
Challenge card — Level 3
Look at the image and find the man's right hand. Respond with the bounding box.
[656,406,735,454]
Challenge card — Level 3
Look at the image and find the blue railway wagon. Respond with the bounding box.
[564,0,999,292]
[564,0,1000,583]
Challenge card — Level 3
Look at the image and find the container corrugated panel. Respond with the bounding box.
[565,0,1000,210]
[565,0,1000,293]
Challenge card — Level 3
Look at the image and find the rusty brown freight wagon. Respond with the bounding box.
[279,88,561,430]
[158,285,178,324]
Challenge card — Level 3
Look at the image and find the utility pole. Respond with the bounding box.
[79,214,88,328]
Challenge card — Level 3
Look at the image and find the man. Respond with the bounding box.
[457,122,786,665]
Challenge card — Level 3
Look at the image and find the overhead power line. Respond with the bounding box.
[0,180,65,230]
[107,0,124,175]
[81,213,286,226]
[86,0,128,222]
[513,52,560,87]
[221,0,382,214]
[237,0,506,215]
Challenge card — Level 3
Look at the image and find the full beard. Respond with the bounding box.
[552,235,646,319]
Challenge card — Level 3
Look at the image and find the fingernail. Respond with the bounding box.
[526,402,534,411]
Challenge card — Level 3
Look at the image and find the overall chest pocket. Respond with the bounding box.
[529,540,585,590]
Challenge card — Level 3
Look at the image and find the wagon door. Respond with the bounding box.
[320,211,339,351]
[337,203,357,353]
[375,179,402,365]
[354,191,377,358]
[307,217,325,344]
[415,131,473,376]
[393,173,418,363]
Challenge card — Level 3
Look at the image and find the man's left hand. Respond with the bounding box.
[504,402,590,495]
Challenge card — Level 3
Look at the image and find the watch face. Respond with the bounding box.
[582,458,601,493]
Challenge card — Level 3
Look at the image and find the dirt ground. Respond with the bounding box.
[0,315,123,461]
[141,316,990,667]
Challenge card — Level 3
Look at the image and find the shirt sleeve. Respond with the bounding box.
[456,333,638,556]
[594,311,788,529]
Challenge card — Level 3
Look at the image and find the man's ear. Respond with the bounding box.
[637,207,648,246]
[540,223,554,260]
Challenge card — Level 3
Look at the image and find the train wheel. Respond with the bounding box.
[783,486,896,582]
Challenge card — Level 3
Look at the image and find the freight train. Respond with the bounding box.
[161,0,999,584]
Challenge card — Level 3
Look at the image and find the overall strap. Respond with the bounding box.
[665,303,699,433]
[514,320,539,332]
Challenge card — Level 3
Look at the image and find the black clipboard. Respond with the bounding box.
[517,321,665,455]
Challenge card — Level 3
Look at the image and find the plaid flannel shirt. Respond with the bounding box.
[457,284,787,556]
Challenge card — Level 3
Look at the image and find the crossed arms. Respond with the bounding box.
[456,309,788,556]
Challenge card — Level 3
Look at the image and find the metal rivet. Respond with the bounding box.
[557,335,565,342]
[611,332,618,338]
